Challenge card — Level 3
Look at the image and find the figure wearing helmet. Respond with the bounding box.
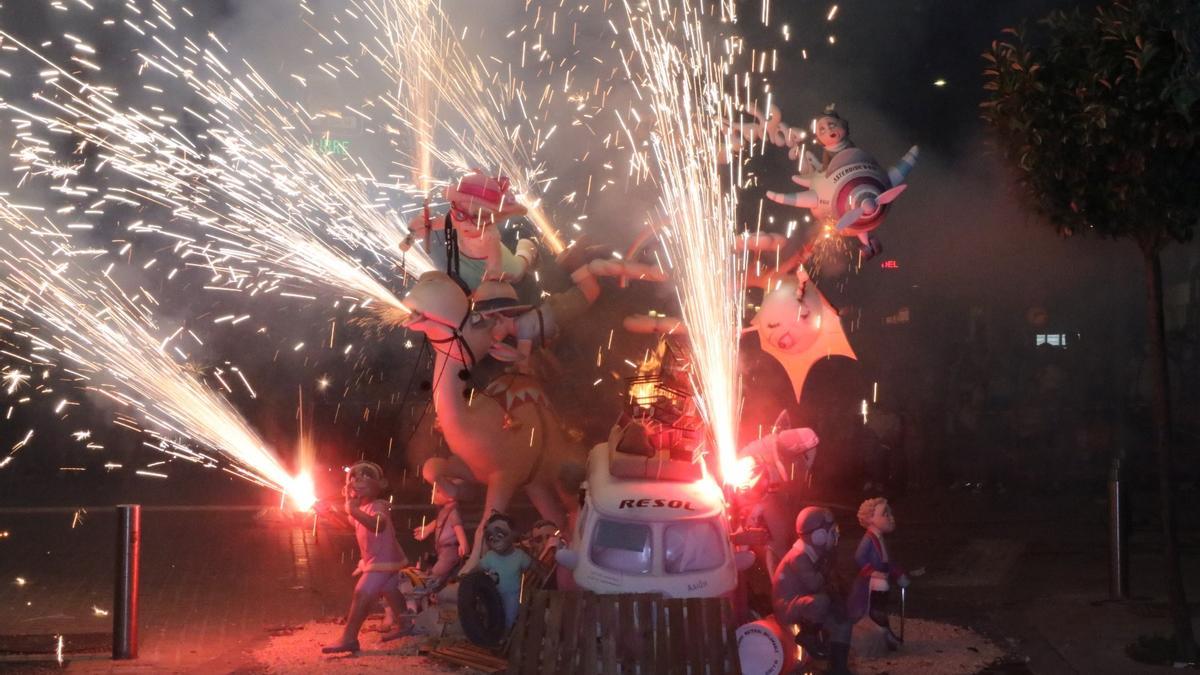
[403,169,539,290]
[772,506,854,675]
[735,410,820,574]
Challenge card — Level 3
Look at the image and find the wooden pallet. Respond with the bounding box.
[424,641,509,673]
[507,591,741,675]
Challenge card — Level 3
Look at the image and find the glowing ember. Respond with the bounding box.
[726,455,759,490]
[628,349,666,409]
[287,472,319,512]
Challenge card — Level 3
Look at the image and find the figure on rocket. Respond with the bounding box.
[766,106,919,261]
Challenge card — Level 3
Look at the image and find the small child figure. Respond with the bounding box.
[813,105,856,172]
[412,475,469,594]
[520,520,564,589]
[321,461,411,654]
[479,512,533,628]
[854,497,909,649]
[523,520,560,562]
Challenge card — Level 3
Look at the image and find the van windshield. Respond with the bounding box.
[663,518,725,574]
[590,519,652,575]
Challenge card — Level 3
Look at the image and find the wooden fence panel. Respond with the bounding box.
[504,591,739,674]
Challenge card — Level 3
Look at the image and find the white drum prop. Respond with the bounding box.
[736,617,798,675]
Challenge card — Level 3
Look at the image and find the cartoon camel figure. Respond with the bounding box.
[397,271,577,570]
[397,261,661,569]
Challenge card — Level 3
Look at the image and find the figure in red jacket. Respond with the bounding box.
[854,497,910,649]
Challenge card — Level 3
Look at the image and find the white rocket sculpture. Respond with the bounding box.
[767,145,919,260]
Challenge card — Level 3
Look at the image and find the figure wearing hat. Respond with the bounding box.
[473,258,666,372]
[735,411,820,574]
[403,169,539,290]
[412,459,471,596]
[319,461,412,653]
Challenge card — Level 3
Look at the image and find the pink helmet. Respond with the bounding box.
[444,170,527,220]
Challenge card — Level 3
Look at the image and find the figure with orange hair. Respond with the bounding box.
[854,497,910,649]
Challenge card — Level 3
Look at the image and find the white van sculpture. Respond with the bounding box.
[556,425,753,598]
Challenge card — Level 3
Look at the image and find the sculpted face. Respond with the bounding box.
[527,524,559,557]
[449,204,496,237]
[815,116,847,148]
[485,520,515,554]
[756,278,822,355]
[431,482,452,505]
[402,272,469,334]
[870,502,896,534]
[401,271,497,365]
[346,463,385,501]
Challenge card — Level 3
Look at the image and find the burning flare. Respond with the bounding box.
[0,197,310,508]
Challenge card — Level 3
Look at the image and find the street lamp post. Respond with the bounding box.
[113,504,140,659]
[1108,457,1129,600]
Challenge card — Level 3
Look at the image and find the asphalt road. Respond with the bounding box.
[0,489,1196,673]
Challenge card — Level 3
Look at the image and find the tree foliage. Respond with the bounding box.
[981,0,1200,251]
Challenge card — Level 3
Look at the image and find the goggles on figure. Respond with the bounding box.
[485,525,512,542]
[803,522,839,544]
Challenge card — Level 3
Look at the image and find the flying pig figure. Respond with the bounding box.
[752,268,856,400]
[625,238,855,401]
[767,145,919,260]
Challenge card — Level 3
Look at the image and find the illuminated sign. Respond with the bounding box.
[312,137,351,157]
[1036,334,1068,347]
[880,259,899,269]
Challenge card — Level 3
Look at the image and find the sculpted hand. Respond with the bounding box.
[516,238,539,269]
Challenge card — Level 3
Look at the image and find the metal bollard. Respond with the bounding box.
[1107,458,1128,600]
[113,504,140,659]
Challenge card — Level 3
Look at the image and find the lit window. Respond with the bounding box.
[1035,334,1068,347]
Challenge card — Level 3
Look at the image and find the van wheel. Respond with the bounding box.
[457,571,506,647]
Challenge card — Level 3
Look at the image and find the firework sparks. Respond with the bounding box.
[2,368,29,394]
[0,197,312,508]
[353,0,565,252]
[621,0,746,482]
[0,23,432,317]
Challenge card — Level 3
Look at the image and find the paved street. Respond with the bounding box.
[0,506,433,672]
[0,491,1196,673]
